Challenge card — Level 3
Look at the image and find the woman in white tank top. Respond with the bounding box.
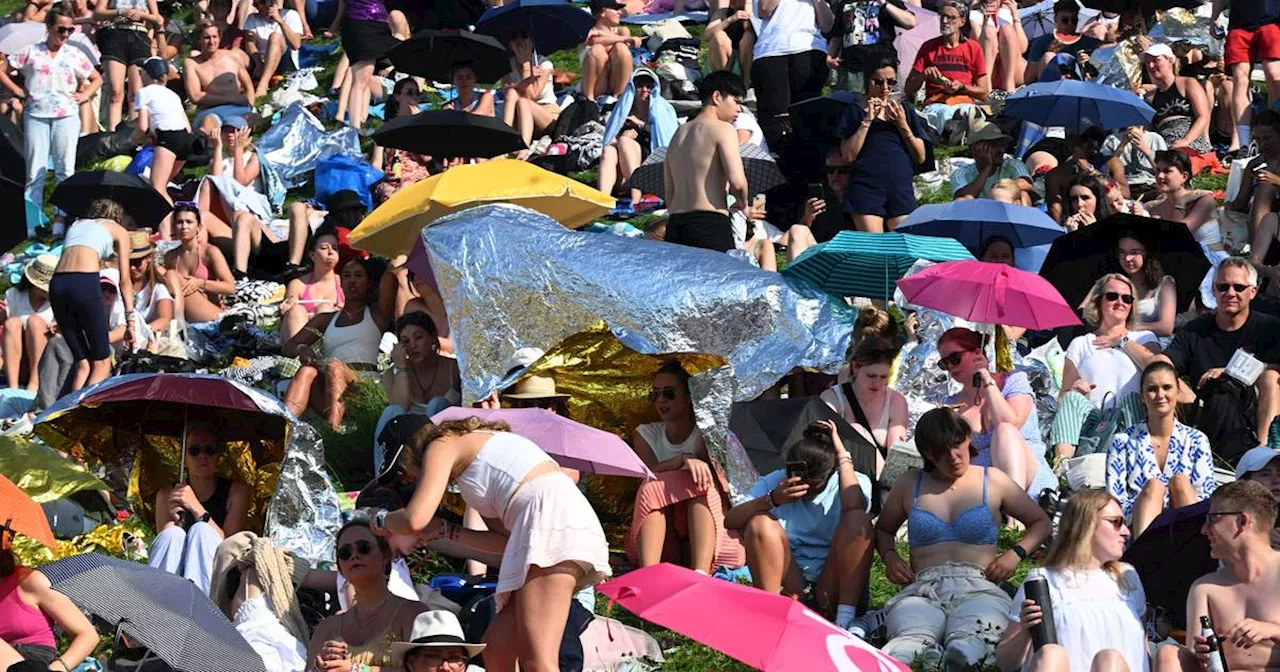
[373,417,610,672]
[283,257,390,431]
[818,338,909,479]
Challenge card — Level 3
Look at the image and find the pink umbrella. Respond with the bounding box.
[598,564,909,672]
[430,407,655,479]
[894,4,939,86]
[896,260,1081,330]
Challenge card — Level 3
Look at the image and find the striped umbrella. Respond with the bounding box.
[627,143,785,200]
[781,231,974,300]
[41,553,267,672]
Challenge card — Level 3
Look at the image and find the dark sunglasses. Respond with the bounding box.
[825,165,851,175]
[871,77,897,87]
[1215,283,1250,294]
[186,443,222,457]
[648,387,677,402]
[1099,516,1125,531]
[53,26,74,34]
[936,350,968,370]
[408,650,468,666]
[336,539,374,561]
[129,257,147,267]
[1103,291,1134,305]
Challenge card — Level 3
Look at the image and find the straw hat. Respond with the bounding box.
[23,254,56,292]
[129,231,156,260]
[389,611,486,663]
[502,375,569,400]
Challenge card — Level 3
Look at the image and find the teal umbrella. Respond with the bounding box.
[782,231,974,299]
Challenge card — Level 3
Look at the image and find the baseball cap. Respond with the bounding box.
[100,267,120,292]
[221,115,249,130]
[1143,43,1175,61]
[590,0,625,11]
[142,57,167,82]
[1236,446,1280,479]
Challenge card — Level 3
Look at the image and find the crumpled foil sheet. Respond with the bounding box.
[690,366,764,503]
[258,102,361,190]
[1096,10,1223,91]
[1151,8,1223,59]
[10,516,154,569]
[420,203,855,404]
[34,374,341,565]
[0,436,107,504]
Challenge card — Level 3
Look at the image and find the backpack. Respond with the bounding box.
[563,120,605,172]
[1193,376,1259,467]
[1075,392,1126,458]
[551,96,602,143]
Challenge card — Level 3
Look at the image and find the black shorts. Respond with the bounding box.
[341,19,398,64]
[98,26,151,66]
[726,19,747,45]
[155,129,198,160]
[665,210,735,252]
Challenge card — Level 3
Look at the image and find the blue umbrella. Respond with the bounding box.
[475,0,594,56]
[782,231,974,300]
[1003,80,1155,133]
[895,199,1065,250]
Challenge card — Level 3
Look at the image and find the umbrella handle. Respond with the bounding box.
[994,268,1008,319]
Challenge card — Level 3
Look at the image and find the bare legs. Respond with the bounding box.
[231,211,265,274]
[1030,644,1130,672]
[1256,369,1280,444]
[741,511,874,619]
[253,31,287,99]
[150,146,183,239]
[635,496,717,573]
[482,563,583,672]
[580,44,634,101]
[1231,62,1253,151]
[597,135,644,202]
[347,60,375,129]
[989,421,1036,492]
[855,213,907,234]
[1131,474,1198,537]
[503,91,559,147]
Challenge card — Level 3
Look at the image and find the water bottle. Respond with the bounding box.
[1024,568,1058,649]
[1202,616,1230,672]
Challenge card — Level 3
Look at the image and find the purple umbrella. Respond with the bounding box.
[894,4,939,85]
[431,407,656,480]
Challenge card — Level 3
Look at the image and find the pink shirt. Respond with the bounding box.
[10,41,94,119]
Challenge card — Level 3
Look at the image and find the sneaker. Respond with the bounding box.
[915,646,944,672]
[846,608,885,640]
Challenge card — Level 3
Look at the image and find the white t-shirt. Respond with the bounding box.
[751,0,826,59]
[1065,330,1157,407]
[244,9,304,71]
[734,111,769,153]
[136,281,173,322]
[4,286,53,328]
[134,84,189,132]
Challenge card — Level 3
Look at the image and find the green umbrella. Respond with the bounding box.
[781,231,974,300]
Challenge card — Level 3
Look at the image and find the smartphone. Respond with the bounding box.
[786,460,807,481]
[808,183,825,200]
[752,193,767,210]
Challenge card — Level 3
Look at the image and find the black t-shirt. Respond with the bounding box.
[1163,311,1280,384]
[1228,0,1280,31]
[1025,32,1103,64]
[831,0,908,73]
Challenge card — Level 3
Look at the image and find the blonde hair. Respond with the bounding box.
[989,178,1023,202]
[1080,273,1138,330]
[1043,489,1135,591]
[402,417,511,473]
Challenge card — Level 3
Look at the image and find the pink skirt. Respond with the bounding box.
[625,470,745,570]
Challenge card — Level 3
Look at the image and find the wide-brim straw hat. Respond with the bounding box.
[23,254,56,292]
[501,374,570,400]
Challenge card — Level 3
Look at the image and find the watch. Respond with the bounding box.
[1011,544,1028,560]
[1119,334,1131,348]
[198,511,212,524]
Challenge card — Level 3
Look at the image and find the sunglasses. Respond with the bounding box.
[825,165,851,175]
[648,387,677,402]
[1099,515,1125,531]
[1207,510,1243,519]
[129,257,147,267]
[408,651,468,667]
[336,539,374,561]
[936,350,968,370]
[871,77,897,87]
[1103,291,1134,305]
[1215,283,1250,294]
[53,26,74,35]
[186,443,222,457]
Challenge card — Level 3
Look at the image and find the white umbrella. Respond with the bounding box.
[1018,0,1098,41]
[0,21,100,66]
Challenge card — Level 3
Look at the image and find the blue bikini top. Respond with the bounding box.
[907,467,999,548]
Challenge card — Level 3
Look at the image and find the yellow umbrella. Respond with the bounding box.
[349,159,615,258]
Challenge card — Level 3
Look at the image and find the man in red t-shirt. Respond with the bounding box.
[904,0,988,108]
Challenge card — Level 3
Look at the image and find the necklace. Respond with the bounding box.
[409,359,441,401]
[342,593,390,641]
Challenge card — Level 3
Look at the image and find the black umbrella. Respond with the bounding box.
[373,110,526,159]
[386,29,511,84]
[1079,0,1200,11]
[0,114,24,185]
[50,170,173,230]
[0,175,25,253]
[474,0,594,56]
[628,143,787,200]
[41,553,267,672]
[1122,500,1216,629]
[788,90,858,146]
[730,396,880,486]
[1039,213,1210,312]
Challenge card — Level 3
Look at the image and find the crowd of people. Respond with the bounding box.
[5,0,1280,670]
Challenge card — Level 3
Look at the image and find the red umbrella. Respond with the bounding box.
[598,563,909,672]
[897,260,1081,330]
[0,473,56,547]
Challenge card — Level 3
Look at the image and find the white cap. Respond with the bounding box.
[1235,446,1280,479]
[505,347,546,372]
[1143,43,1175,60]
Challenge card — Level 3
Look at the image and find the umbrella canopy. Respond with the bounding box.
[1018,0,1098,40]
[0,472,56,547]
[349,159,614,258]
[894,4,939,85]
[474,0,594,55]
[50,170,173,229]
[0,174,25,253]
[729,397,878,478]
[897,259,1082,330]
[599,563,910,672]
[787,90,858,146]
[386,29,510,83]
[783,231,974,300]
[895,199,1066,250]
[41,553,267,672]
[373,109,526,158]
[0,21,100,66]
[430,406,656,479]
[1003,80,1155,133]
[627,143,786,200]
[1038,212,1209,311]
[1080,0,1198,10]
[1122,500,1215,629]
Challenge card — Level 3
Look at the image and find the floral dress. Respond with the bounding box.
[1106,419,1216,518]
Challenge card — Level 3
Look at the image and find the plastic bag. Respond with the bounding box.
[314,154,383,210]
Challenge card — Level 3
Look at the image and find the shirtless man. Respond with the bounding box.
[183,20,255,134]
[662,70,749,253]
[1157,480,1280,672]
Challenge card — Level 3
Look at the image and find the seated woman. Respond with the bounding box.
[938,327,1057,497]
[374,312,460,473]
[164,203,236,324]
[149,422,251,593]
[201,117,268,247]
[0,535,98,671]
[392,612,486,672]
[278,230,343,347]
[1050,273,1162,460]
[1141,43,1212,154]
[501,33,561,154]
[1063,174,1113,231]
[876,407,1052,666]
[1145,149,1228,309]
[3,255,53,392]
[994,489,1148,672]
[305,521,427,672]
[626,360,744,575]
[724,421,874,633]
[598,67,675,206]
[441,62,496,117]
[372,418,611,670]
[819,337,908,479]
[1114,233,1176,340]
[284,257,390,432]
[1106,360,1216,536]
[128,232,180,352]
[371,79,433,189]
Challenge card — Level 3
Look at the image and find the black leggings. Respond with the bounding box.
[48,272,111,363]
[750,49,828,148]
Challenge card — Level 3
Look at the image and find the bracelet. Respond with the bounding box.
[1011,544,1028,560]
[766,491,778,508]
[54,659,69,672]
[838,455,853,467]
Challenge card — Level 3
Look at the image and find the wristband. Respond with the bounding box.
[373,508,388,533]
[1012,544,1028,560]
[766,491,778,508]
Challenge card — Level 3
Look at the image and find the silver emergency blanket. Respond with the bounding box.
[1096,9,1224,90]
[258,102,362,190]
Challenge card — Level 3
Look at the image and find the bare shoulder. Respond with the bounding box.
[395,596,428,630]
[1191,567,1237,591]
[229,479,252,499]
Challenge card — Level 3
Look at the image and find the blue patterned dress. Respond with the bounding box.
[1106,420,1216,518]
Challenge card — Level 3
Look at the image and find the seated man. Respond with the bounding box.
[1023,0,1101,83]
[951,124,1034,202]
[183,20,255,134]
[1236,446,1280,548]
[241,0,302,99]
[1156,258,1280,466]
[580,0,640,101]
[1157,480,1280,672]
[1100,125,1166,201]
[904,0,990,136]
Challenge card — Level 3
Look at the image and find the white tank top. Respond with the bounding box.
[635,422,700,463]
[456,431,557,519]
[322,307,381,365]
